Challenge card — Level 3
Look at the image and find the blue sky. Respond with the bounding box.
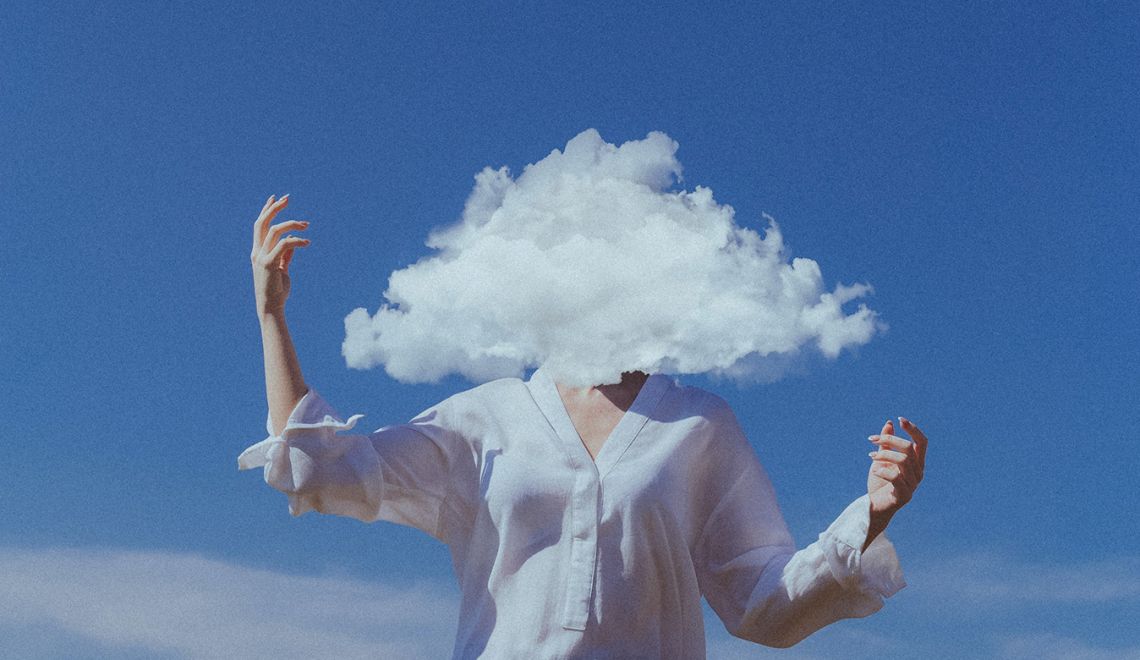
[2,2,1138,658]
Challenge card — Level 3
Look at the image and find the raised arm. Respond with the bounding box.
[249,193,311,435]
[241,195,478,543]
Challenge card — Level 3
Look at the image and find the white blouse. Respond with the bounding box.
[238,366,906,659]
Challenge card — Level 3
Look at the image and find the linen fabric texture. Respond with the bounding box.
[238,366,906,659]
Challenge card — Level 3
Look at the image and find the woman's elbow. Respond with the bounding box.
[734,629,808,649]
[729,612,810,649]
[733,629,803,649]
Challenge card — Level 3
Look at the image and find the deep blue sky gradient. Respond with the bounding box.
[2,2,1138,657]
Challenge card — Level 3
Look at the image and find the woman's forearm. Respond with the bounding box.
[260,310,308,437]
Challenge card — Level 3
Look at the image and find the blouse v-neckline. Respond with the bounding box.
[526,366,669,478]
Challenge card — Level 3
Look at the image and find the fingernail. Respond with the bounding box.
[868,451,878,458]
[868,435,879,442]
[282,194,290,201]
[899,416,909,426]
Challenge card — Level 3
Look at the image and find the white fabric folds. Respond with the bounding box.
[238,368,907,658]
[237,389,381,523]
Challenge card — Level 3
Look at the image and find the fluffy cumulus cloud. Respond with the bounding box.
[343,128,883,387]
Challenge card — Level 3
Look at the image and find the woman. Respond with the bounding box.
[240,194,927,658]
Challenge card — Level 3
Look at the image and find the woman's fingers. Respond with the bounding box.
[870,448,907,464]
[870,449,918,490]
[253,194,290,251]
[266,219,309,252]
[866,416,927,511]
[869,433,912,453]
[251,195,273,254]
[899,417,928,465]
[869,425,920,489]
[264,235,310,267]
[892,418,926,483]
[870,435,922,481]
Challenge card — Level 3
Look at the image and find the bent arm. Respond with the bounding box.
[696,406,906,648]
[699,491,906,648]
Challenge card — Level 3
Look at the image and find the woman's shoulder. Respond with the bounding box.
[422,374,532,420]
[655,377,754,464]
[401,376,531,449]
[451,374,529,402]
[659,375,738,421]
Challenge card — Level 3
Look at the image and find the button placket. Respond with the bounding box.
[561,468,600,631]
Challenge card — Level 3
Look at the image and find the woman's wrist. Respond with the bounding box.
[863,507,894,552]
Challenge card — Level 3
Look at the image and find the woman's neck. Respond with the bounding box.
[557,370,649,411]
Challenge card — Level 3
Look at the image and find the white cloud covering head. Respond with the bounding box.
[343,128,883,387]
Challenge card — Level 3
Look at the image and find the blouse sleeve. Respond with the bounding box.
[237,387,475,545]
[694,407,907,649]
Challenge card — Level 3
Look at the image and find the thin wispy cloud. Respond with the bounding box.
[0,547,459,659]
[342,128,883,387]
[996,633,1140,660]
[5,546,1134,658]
[913,551,1140,606]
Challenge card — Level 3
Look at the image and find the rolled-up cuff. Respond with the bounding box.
[237,388,366,471]
[237,387,381,520]
[818,494,907,599]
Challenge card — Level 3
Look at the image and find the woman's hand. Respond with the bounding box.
[251,194,310,318]
[866,417,928,522]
